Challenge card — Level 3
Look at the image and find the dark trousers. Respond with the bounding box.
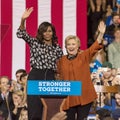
[27,68,55,120]
[65,102,93,120]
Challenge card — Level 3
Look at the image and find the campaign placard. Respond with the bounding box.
[27,80,82,96]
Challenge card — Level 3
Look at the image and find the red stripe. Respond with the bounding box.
[25,0,38,73]
[1,0,12,78]
[76,0,87,50]
[51,0,63,48]
[0,0,1,75]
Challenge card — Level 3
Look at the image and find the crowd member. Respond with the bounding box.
[108,28,120,68]
[96,108,112,120]
[91,62,119,86]
[90,48,106,73]
[16,7,63,120]
[105,12,120,37]
[112,108,120,120]
[111,68,117,78]
[57,21,106,120]
[112,92,120,120]
[10,80,19,92]
[12,90,27,120]
[103,12,120,54]
[102,12,120,58]
[103,0,120,27]
[19,108,28,120]
[0,76,14,120]
[91,70,101,85]
[101,64,113,86]
[14,69,27,91]
[91,62,113,86]
[112,68,120,85]
[96,92,112,111]
[103,4,113,26]
[15,69,26,83]
[88,0,106,41]
[115,92,120,108]
[19,73,28,93]
[115,1,120,14]
[19,73,28,84]
[112,75,120,85]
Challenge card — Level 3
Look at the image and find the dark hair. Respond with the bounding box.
[102,61,112,68]
[15,69,26,75]
[112,12,120,19]
[21,107,28,111]
[36,22,58,46]
[96,108,111,120]
[20,73,28,81]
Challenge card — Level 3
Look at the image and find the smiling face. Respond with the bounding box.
[66,39,79,56]
[43,26,53,43]
[102,68,112,79]
[65,35,80,56]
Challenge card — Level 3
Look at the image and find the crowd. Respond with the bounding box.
[0,69,120,119]
[0,0,120,120]
[88,0,120,120]
[0,70,68,120]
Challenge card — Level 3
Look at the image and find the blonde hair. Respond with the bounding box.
[65,35,81,48]
[13,90,24,101]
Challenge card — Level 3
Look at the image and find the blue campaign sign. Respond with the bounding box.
[27,80,82,96]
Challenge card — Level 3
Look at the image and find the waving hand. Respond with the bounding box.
[22,7,34,20]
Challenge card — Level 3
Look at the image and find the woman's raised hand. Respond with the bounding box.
[97,21,106,43]
[98,21,106,34]
[22,7,34,20]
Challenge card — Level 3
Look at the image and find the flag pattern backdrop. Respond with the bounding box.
[1,0,87,79]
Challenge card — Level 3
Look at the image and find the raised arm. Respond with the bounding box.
[116,3,120,14]
[89,0,95,12]
[84,21,106,62]
[17,7,36,45]
[113,0,116,8]
[102,0,107,12]
[19,7,34,30]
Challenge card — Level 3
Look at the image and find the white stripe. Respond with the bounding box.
[38,0,51,25]
[12,0,25,80]
[63,0,76,54]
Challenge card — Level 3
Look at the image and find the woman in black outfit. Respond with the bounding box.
[17,7,63,120]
